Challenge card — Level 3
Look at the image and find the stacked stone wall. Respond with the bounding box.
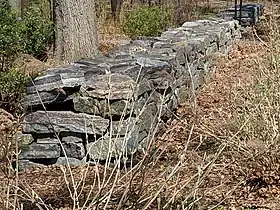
[18,4,263,169]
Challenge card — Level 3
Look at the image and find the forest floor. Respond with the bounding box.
[3,33,277,210]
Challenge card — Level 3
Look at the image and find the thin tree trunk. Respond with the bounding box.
[21,0,28,17]
[111,0,123,20]
[53,0,99,63]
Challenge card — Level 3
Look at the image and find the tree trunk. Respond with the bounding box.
[53,0,99,63]
[111,0,123,20]
[21,0,28,17]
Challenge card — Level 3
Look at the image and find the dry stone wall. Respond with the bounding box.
[18,4,263,169]
[217,3,264,26]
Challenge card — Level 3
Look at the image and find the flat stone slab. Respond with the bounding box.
[24,90,72,107]
[87,136,134,160]
[26,63,107,94]
[18,160,45,171]
[61,135,83,143]
[82,73,136,100]
[55,157,86,166]
[87,129,148,160]
[37,137,60,144]
[19,143,61,159]
[74,96,133,116]
[111,118,136,136]
[23,111,109,135]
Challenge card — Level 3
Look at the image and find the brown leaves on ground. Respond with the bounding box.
[13,54,46,76]
[159,40,280,209]
[0,108,15,135]
[180,42,268,136]
[2,41,279,210]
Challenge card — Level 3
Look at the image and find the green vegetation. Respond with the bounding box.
[0,1,22,71]
[0,0,53,114]
[0,68,30,114]
[122,6,172,39]
[20,3,53,59]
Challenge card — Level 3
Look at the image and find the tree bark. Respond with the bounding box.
[21,0,28,17]
[111,0,123,20]
[53,0,99,63]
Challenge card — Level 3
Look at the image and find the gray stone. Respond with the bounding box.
[136,57,170,69]
[172,44,191,65]
[87,131,147,160]
[175,86,189,104]
[55,157,86,166]
[147,47,174,56]
[192,71,205,90]
[219,45,230,55]
[99,100,131,117]
[174,73,191,88]
[87,136,127,160]
[167,95,178,112]
[206,43,218,55]
[37,137,60,144]
[82,73,136,100]
[135,92,163,116]
[24,90,72,107]
[26,61,108,96]
[182,21,202,28]
[135,78,154,97]
[75,56,117,67]
[132,38,159,47]
[127,130,148,152]
[61,135,83,143]
[73,96,100,114]
[109,61,137,73]
[111,118,136,136]
[19,143,60,159]
[18,160,45,171]
[62,142,85,159]
[23,111,109,135]
[74,97,133,117]
[148,91,163,105]
[108,43,149,59]
[146,70,175,90]
[153,41,173,49]
[135,96,147,115]
[188,39,206,55]
[27,66,84,94]
[138,102,159,132]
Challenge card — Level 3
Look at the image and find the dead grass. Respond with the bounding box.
[1,39,276,210]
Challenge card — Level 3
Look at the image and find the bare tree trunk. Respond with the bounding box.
[53,0,99,63]
[111,0,123,20]
[21,0,28,17]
